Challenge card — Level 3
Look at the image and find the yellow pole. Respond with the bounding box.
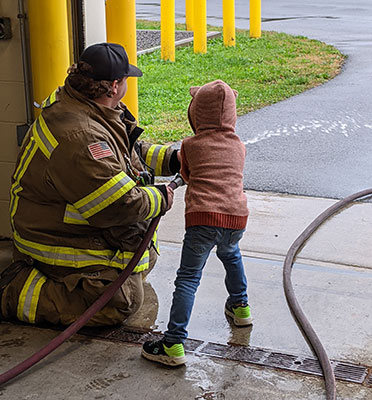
[250,0,261,38]
[223,0,235,46]
[193,0,207,54]
[106,0,139,119]
[66,0,75,64]
[28,0,70,109]
[161,0,175,61]
[185,0,194,31]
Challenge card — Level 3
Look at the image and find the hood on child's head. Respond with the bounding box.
[187,79,238,134]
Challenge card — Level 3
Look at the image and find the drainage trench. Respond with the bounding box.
[79,326,372,387]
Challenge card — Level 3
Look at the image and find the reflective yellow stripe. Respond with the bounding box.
[13,231,149,273]
[50,89,57,105]
[17,269,37,321]
[41,88,58,108]
[17,268,46,323]
[145,145,156,168]
[9,137,38,229]
[32,122,48,158]
[152,228,160,253]
[32,114,59,159]
[28,274,47,323]
[74,171,136,219]
[63,204,89,225]
[145,145,169,176]
[155,145,168,176]
[141,186,162,220]
[110,249,150,273]
[10,185,22,230]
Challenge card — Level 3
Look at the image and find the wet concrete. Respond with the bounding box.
[140,243,372,366]
[1,189,372,398]
[1,323,371,400]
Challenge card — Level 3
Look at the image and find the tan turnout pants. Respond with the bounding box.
[0,247,157,326]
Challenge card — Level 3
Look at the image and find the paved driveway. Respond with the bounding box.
[137,0,372,198]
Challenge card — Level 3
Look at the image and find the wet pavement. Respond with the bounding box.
[1,323,371,400]
[1,188,372,399]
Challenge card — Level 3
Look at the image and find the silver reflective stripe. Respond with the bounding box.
[76,174,134,218]
[111,253,148,268]
[13,137,36,182]
[63,204,89,225]
[34,117,55,156]
[13,232,150,272]
[14,237,111,267]
[142,186,161,220]
[110,250,149,272]
[22,271,45,322]
[149,145,162,171]
[9,184,21,217]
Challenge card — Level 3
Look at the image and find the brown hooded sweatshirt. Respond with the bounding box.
[180,80,249,229]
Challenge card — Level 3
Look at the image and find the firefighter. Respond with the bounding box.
[0,43,180,326]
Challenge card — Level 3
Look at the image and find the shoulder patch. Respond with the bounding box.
[88,141,114,160]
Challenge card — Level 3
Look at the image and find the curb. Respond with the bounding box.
[137,31,221,56]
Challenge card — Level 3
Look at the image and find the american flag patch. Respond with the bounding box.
[88,141,114,160]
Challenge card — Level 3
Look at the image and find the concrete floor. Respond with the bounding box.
[1,189,372,399]
[1,323,371,400]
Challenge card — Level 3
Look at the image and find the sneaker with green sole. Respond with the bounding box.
[225,302,253,326]
[141,339,186,366]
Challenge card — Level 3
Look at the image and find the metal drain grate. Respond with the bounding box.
[265,352,298,369]
[332,361,368,383]
[198,342,239,359]
[296,357,323,375]
[79,326,370,385]
[198,341,368,384]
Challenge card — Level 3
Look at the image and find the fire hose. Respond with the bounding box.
[0,173,185,386]
[1,179,370,397]
[283,187,372,400]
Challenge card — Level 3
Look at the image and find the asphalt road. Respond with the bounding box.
[137,1,372,199]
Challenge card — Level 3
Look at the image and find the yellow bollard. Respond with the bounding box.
[28,0,70,110]
[161,0,175,61]
[106,0,139,119]
[223,0,236,47]
[185,0,194,31]
[193,0,207,53]
[250,0,261,38]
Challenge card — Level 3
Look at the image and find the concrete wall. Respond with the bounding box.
[0,1,25,237]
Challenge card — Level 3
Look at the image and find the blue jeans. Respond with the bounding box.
[164,225,248,344]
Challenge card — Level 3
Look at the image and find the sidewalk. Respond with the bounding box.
[1,189,372,399]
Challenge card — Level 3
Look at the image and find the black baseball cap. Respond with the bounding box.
[79,42,143,81]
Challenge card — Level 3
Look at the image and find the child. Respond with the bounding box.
[142,80,251,366]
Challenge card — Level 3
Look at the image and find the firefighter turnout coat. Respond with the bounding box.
[2,81,179,326]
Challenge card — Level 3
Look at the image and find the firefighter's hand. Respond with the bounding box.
[166,186,174,211]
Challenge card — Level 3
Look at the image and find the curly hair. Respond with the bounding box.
[66,61,122,99]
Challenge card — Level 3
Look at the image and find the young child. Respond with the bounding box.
[142,80,251,366]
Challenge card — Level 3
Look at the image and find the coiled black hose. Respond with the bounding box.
[283,188,372,400]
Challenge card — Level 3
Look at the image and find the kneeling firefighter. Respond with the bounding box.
[0,43,180,326]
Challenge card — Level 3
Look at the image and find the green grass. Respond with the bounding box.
[136,21,345,143]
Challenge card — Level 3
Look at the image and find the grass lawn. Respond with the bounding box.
[136,20,345,144]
